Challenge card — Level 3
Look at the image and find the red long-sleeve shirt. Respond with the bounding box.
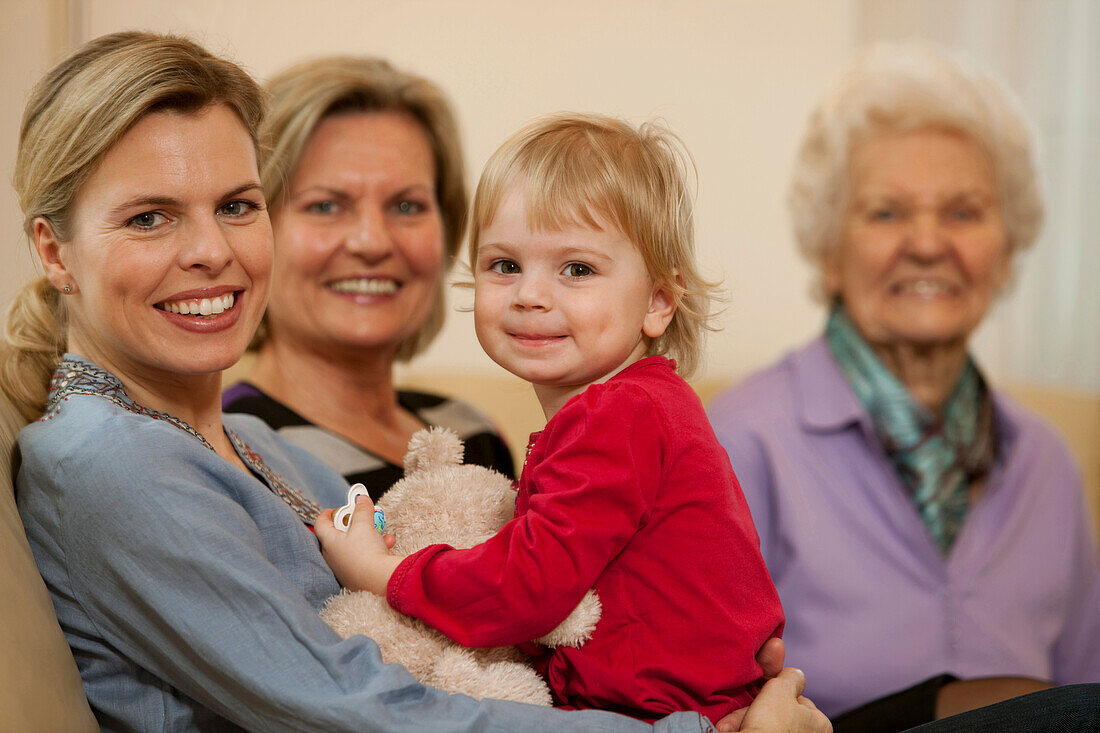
[388,357,783,723]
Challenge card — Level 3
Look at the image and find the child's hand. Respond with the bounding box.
[315,495,402,595]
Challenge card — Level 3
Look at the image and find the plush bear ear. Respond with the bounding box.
[404,427,465,474]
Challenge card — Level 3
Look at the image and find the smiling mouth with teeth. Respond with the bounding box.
[328,278,399,295]
[893,280,956,296]
[155,292,237,316]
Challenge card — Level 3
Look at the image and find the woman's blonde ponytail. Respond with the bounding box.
[1,278,67,421]
[0,278,65,481]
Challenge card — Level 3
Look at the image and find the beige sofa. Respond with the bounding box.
[222,355,1100,524]
[3,366,1095,728]
[1,417,97,731]
[396,370,1100,541]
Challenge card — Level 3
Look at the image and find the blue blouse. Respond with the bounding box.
[17,356,710,733]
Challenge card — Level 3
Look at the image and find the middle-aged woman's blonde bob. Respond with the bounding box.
[257,56,467,361]
[788,42,1045,300]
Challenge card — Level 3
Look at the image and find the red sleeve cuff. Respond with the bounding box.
[386,543,452,615]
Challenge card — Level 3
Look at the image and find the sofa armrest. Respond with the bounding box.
[2,455,97,731]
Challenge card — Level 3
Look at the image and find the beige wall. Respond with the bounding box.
[2,0,855,381]
[3,0,1097,543]
[0,0,70,308]
[4,2,1095,501]
[5,2,1097,390]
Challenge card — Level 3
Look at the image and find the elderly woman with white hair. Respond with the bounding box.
[708,44,1100,728]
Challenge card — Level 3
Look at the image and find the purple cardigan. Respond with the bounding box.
[707,337,1100,717]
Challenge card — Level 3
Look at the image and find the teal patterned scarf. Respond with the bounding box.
[825,305,996,554]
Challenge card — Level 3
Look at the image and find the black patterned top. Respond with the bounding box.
[223,381,515,502]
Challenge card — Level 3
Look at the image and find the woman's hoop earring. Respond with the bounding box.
[62,284,72,294]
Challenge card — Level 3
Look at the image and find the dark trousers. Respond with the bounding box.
[907,684,1100,733]
[834,679,1100,733]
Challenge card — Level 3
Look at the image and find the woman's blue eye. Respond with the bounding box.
[307,200,339,215]
[949,207,979,222]
[128,212,164,229]
[566,263,593,278]
[870,208,898,222]
[219,201,255,217]
[491,260,520,274]
[395,200,426,215]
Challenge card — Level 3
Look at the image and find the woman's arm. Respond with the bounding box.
[934,677,1052,719]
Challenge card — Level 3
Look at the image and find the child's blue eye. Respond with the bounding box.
[565,263,593,278]
[490,259,520,274]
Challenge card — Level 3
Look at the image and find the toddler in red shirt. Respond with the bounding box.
[318,113,783,724]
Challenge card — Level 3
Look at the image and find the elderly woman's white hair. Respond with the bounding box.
[788,42,1045,299]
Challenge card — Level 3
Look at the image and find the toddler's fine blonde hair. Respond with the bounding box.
[469,113,719,378]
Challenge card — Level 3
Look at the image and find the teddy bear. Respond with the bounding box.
[320,426,602,706]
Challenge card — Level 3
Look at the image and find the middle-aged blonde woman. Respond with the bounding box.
[221,56,514,501]
[1,29,828,733]
[708,44,1100,729]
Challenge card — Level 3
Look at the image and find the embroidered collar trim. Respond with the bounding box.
[44,357,321,525]
[46,357,214,448]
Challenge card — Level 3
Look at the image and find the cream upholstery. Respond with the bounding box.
[997,383,1100,539]
[1,417,97,731]
[226,352,1099,535]
[3,361,1091,726]
[396,371,1100,545]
